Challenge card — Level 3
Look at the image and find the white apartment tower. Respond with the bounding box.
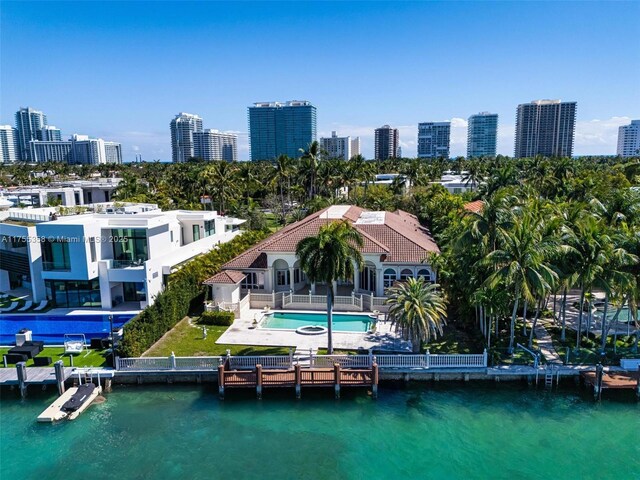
[15,107,48,161]
[193,129,238,162]
[617,120,640,158]
[170,112,203,163]
[0,125,19,164]
[41,125,62,142]
[320,131,361,160]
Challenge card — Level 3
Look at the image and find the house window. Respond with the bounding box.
[383,268,397,288]
[204,220,216,237]
[45,279,100,307]
[417,268,432,282]
[123,282,146,302]
[42,239,71,271]
[400,268,413,281]
[294,268,301,284]
[193,224,201,241]
[276,269,290,286]
[111,228,148,266]
[241,272,264,290]
[359,266,376,292]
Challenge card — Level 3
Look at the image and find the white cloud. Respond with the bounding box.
[574,116,630,155]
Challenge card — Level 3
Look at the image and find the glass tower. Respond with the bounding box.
[467,113,498,158]
[248,101,316,160]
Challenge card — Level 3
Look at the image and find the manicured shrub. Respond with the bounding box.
[198,311,234,326]
[118,230,268,357]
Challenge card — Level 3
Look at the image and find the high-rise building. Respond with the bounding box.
[320,131,361,160]
[374,125,399,161]
[514,100,577,158]
[467,113,498,158]
[29,141,74,163]
[417,122,451,159]
[248,100,316,160]
[617,120,640,158]
[30,135,122,164]
[194,129,238,162]
[41,125,62,142]
[15,107,48,161]
[0,125,19,164]
[170,112,203,163]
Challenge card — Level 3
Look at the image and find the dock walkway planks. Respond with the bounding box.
[0,366,74,386]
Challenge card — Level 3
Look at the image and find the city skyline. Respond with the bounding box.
[1,1,639,161]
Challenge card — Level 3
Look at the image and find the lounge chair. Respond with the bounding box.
[17,301,33,312]
[0,302,18,312]
[32,300,49,311]
[4,353,28,365]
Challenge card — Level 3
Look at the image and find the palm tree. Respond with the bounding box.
[299,141,323,199]
[274,154,293,223]
[485,211,558,354]
[386,278,448,352]
[296,220,363,353]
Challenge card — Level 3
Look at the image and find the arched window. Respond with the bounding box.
[400,268,413,281]
[417,269,432,282]
[383,268,397,288]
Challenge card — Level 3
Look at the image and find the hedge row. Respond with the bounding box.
[198,311,235,326]
[118,229,269,357]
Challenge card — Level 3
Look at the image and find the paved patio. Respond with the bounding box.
[216,308,411,352]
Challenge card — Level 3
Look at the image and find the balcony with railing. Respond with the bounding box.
[42,261,71,271]
[110,258,145,269]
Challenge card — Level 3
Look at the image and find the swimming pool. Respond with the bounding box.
[597,306,639,323]
[261,312,372,332]
[0,314,135,345]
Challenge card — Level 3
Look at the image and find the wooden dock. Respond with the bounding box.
[218,361,378,399]
[0,362,74,397]
[581,368,640,399]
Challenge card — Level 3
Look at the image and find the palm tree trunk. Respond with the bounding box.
[326,283,334,354]
[528,300,541,349]
[487,316,492,349]
[508,296,519,355]
[576,288,585,349]
[599,292,609,352]
[522,300,528,336]
[279,182,286,224]
[561,287,567,342]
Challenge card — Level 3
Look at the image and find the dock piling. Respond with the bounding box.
[372,362,379,399]
[16,362,28,398]
[218,363,225,400]
[295,363,301,399]
[256,364,263,399]
[334,363,341,399]
[54,360,66,395]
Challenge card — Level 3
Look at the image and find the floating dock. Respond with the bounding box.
[37,383,102,422]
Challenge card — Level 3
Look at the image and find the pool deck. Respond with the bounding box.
[216,309,412,352]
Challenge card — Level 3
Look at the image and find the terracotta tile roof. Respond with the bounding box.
[464,200,484,214]
[203,270,246,285]
[222,205,439,270]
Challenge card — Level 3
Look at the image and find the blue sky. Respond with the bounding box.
[2,1,639,161]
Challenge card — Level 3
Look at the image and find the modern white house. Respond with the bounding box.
[1,177,122,208]
[0,203,245,310]
[204,205,439,313]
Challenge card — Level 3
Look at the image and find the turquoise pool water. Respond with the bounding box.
[1,385,638,480]
[261,311,371,332]
[599,306,639,323]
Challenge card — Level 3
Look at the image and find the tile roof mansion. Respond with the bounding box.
[205,205,439,301]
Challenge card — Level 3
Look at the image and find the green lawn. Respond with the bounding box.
[264,212,281,233]
[143,317,291,357]
[0,347,111,368]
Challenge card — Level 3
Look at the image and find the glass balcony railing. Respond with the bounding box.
[111,259,146,269]
[42,261,71,271]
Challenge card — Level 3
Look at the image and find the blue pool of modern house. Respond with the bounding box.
[0,314,135,345]
[261,312,372,332]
